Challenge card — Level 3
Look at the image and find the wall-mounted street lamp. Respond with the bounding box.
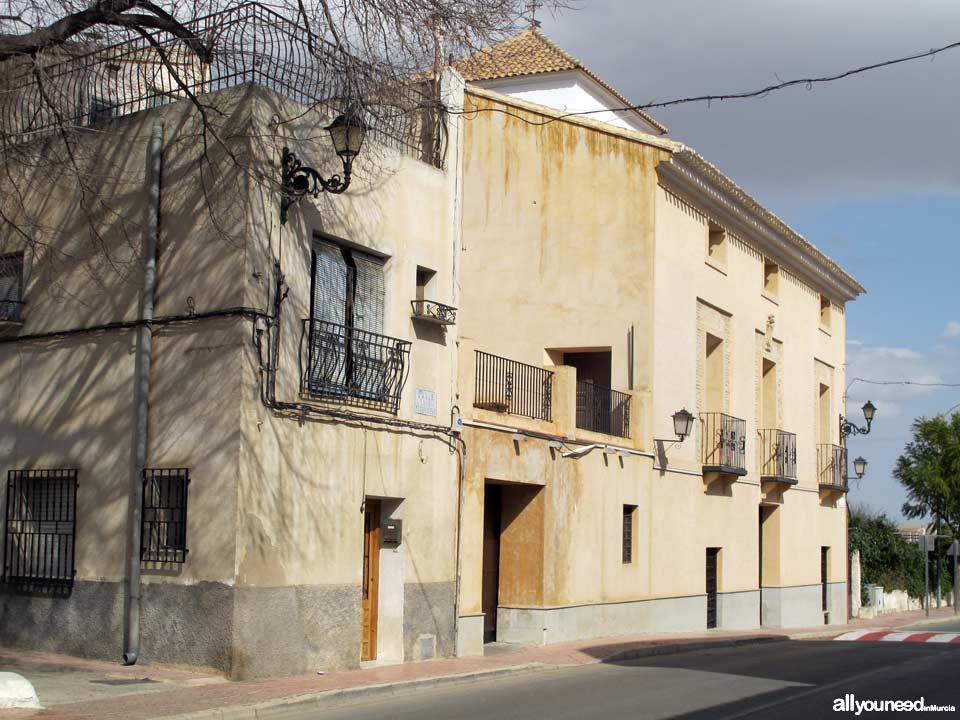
[279,110,367,225]
[671,408,695,442]
[853,456,868,479]
[653,408,695,468]
[840,400,876,439]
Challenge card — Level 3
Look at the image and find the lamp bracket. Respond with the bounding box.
[280,146,352,225]
[839,413,871,439]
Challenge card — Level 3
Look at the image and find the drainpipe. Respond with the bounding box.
[123,122,163,666]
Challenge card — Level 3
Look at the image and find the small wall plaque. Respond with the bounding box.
[414,388,437,417]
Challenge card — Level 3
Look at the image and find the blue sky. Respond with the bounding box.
[539,0,960,522]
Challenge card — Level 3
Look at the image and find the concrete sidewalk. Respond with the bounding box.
[1,606,955,720]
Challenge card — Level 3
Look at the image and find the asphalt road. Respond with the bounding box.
[278,640,959,720]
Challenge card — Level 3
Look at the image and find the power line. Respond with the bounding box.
[847,377,960,390]
[452,37,960,126]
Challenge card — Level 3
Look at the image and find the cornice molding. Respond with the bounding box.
[658,158,863,303]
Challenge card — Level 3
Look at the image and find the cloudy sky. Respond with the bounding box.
[539,0,960,522]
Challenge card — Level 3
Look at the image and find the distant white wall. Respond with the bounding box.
[476,70,662,135]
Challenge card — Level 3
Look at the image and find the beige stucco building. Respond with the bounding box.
[451,29,865,654]
[0,18,864,678]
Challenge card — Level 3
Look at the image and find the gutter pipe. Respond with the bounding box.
[123,122,163,666]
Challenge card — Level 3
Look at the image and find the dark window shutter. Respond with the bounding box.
[352,252,385,334]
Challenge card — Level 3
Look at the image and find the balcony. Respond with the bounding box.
[300,319,411,414]
[759,429,798,485]
[410,300,457,326]
[474,350,553,422]
[817,444,849,492]
[576,381,631,439]
[700,412,748,478]
[0,299,23,323]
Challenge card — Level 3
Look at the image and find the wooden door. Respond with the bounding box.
[361,500,381,661]
[706,547,719,629]
[481,484,502,643]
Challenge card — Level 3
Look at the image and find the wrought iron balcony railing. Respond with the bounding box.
[300,319,411,414]
[0,3,445,167]
[700,412,748,476]
[0,300,24,323]
[817,443,848,491]
[576,381,631,438]
[474,350,553,422]
[759,429,798,484]
[411,300,457,326]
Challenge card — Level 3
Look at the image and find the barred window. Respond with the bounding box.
[141,469,189,564]
[622,505,637,564]
[0,252,24,322]
[3,469,77,585]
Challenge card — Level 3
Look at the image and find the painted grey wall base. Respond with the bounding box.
[761,583,844,628]
[716,590,760,629]
[0,580,457,679]
[826,582,847,625]
[0,580,233,672]
[403,582,456,662]
[497,594,708,646]
[231,584,361,679]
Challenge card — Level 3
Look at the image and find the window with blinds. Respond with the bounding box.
[305,239,409,413]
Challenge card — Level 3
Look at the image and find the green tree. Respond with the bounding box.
[894,413,960,539]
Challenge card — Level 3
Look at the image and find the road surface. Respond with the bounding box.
[277,639,959,719]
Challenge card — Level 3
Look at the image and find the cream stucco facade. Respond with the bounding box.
[453,84,862,654]
[0,24,864,679]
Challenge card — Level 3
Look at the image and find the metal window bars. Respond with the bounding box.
[758,429,798,483]
[141,468,190,564]
[576,381,631,438]
[0,3,446,167]
[0,252,24,322]
[300,319,411,414]
[700,412,747,474]
[817,444,848,491]
[474,350,553,422]
[3,469,78,586]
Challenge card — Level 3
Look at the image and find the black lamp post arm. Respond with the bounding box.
[280,146,353,225]
[839,413,871,439]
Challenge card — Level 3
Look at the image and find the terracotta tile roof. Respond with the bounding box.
[455,27,667,135]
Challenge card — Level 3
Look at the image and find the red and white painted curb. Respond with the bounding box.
[833,630,960,643]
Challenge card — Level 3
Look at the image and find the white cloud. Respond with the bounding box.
[943,320,960,338]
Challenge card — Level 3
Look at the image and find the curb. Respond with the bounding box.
[600,634,789,663]
[160,663,549,720]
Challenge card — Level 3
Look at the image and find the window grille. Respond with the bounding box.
[3,469,77,585]
[0,252,24,322]
[141,468,189,563]
[622,505,636,564]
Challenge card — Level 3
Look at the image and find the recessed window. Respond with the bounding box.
[0,252,24,322]
[819,295,832,329]
[622,504,637,564]
[707,222,727,266]
[763,259,779,297]
[3,469,77,585]
[415,265,436,302]
[141,468,190,564]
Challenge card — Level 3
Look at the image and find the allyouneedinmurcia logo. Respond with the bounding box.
[833,694,956,715]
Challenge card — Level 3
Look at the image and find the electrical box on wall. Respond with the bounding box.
[382,518,402,545]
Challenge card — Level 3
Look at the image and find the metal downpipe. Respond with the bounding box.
[123,122,163,666]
